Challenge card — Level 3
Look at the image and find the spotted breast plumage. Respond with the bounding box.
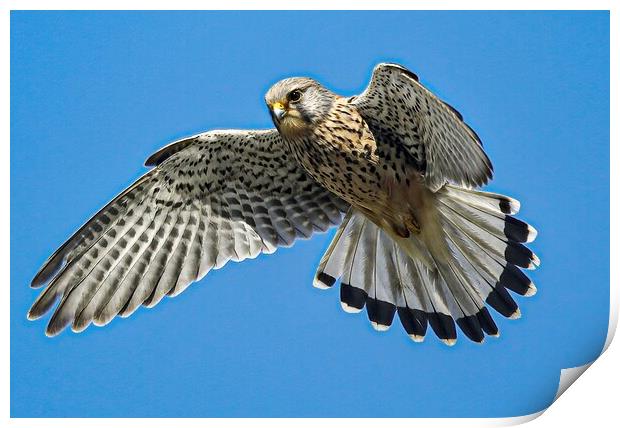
[29,63,539,344]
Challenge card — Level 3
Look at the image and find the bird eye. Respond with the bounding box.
[287,89,302,103]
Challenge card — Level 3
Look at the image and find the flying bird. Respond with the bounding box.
[28,63,539,344]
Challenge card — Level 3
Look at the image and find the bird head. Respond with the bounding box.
[265,77,335,137]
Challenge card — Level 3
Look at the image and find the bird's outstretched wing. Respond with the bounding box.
[352,63,493,191]
[29,129,348,336]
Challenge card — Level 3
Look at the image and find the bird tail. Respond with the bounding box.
[313,184,538,345]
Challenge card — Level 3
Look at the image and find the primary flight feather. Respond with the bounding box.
[29,63,538,344]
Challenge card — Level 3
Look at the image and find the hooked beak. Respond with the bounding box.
[270,102,286,121]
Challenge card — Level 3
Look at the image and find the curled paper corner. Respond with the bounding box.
[554,363,593,401]
[461,290,619,427]
[497,410,545,427]
[549,299,615,404]
[506,294,618,424]
[489,364,594,427]
[547,289,618,407]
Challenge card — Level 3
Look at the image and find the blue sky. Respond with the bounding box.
[11,11,609,417]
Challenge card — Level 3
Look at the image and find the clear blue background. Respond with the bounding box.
[11,11,609,417]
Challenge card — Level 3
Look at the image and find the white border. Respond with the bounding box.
[3,2,616,426]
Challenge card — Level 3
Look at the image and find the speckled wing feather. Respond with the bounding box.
[352,63,493,191]
[29,129,348,336]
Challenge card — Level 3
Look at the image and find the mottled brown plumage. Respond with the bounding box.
[274,95,422,240]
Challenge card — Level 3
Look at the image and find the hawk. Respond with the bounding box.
[28,63,539,344]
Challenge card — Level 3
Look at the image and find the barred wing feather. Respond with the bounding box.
[29,129,348,336]
[353,63,493,191]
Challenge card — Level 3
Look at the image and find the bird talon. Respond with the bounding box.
[405,215,421,235]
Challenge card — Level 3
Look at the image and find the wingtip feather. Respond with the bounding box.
[341,301,363,313]
[26,310,39,321]
[526,225,538,243]
[371,321,390,332]
[30,258,64,289]
[409,334,425,343]
[525,284,537,297]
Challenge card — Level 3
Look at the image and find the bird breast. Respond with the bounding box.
[284,98,424,237]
